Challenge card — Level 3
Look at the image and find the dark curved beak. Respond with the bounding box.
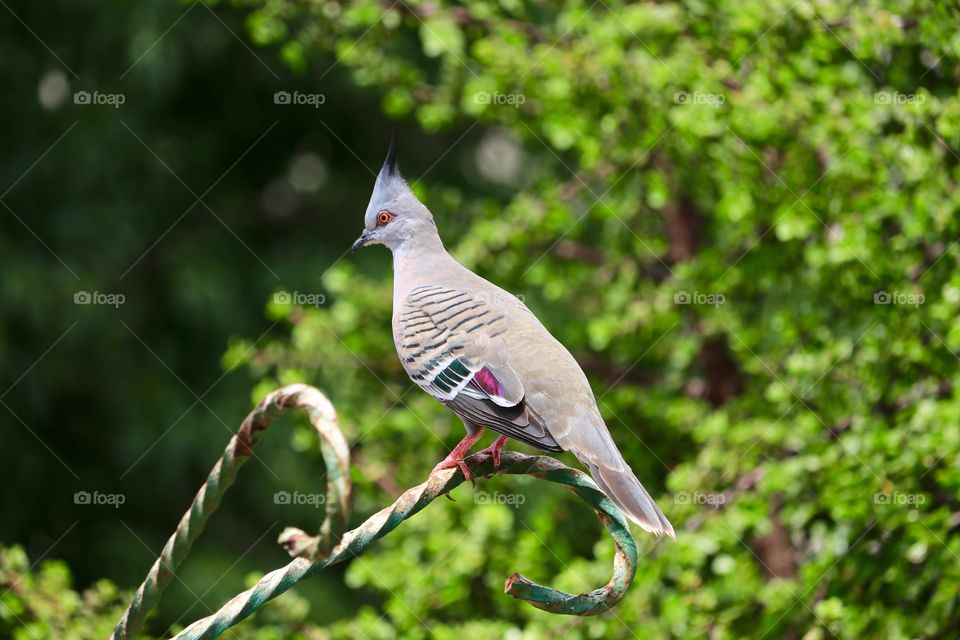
[351,230,372,253]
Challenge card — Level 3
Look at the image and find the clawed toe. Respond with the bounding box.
[477,435,510,471]
[432,456,475,484]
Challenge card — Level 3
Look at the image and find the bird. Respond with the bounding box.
[351,137,675,538]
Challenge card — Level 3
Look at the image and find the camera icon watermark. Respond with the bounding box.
[674,290,725,307]
[874,91,925,106]
[274,491,325,507]
[74,291,125,308]
[274,90,325,108]
[474,91,526,108]
[873,290,924,307]
[674,491,726,507]
[673,91,725,107]
[474,491,525,507]
[873,491,925,506]
[74,490,126,508]
[475,290,526,306]
[273,290,326,308]
[74,90,125,108]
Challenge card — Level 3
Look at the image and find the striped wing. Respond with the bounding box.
[396,284,561,451]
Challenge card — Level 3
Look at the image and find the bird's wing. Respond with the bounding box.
[396,284,562,451]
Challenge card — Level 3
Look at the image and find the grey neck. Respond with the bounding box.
[391,232,458,296]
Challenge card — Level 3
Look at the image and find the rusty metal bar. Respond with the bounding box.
[111,384,351,640]
[112,385,639,640]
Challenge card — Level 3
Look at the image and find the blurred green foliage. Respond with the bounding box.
[5,0,960,638]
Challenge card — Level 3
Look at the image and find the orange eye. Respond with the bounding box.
[377,210,394,226]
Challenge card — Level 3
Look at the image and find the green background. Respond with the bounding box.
[3,0,960,637]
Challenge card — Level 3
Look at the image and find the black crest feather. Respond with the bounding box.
[382,132,399,178]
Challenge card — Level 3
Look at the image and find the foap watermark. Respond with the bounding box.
[474,491,525,507]
[74,490,126,508]
[874,91,925,106]
[274,491,325,508]
[674,290,725,307]
[874,290,924,307]
[475,290,526,306]
[274,90,325,108]
[74,291,125,308]
[274,290,326,307]
[674,91,725,107]
[674,491,726,507]
[874,491,926,506]
[474,91,526,108]
[74,90,125,108]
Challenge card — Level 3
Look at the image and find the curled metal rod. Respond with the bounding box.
[171,453,638,639]
[113,384,639,640]
[111,384,351,640]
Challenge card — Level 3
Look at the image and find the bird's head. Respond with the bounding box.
[351,136,438,254]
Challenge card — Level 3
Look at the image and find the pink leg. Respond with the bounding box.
[477,435,510,469]
[432,428,485,482]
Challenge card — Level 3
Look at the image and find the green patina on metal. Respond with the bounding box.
[112,384,640,640]
[111,384,350,640]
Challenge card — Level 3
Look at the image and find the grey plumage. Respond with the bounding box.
[352,141,675,538]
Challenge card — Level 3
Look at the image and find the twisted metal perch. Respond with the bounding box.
[112,384,638,640]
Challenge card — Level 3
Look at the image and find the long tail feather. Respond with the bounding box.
[578,455,675,538]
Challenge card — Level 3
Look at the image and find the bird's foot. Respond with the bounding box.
[431,429,485,485]
[432,454,474,484]
[477,435,510,470]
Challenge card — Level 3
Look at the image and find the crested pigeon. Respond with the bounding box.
[351,139,675,538]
